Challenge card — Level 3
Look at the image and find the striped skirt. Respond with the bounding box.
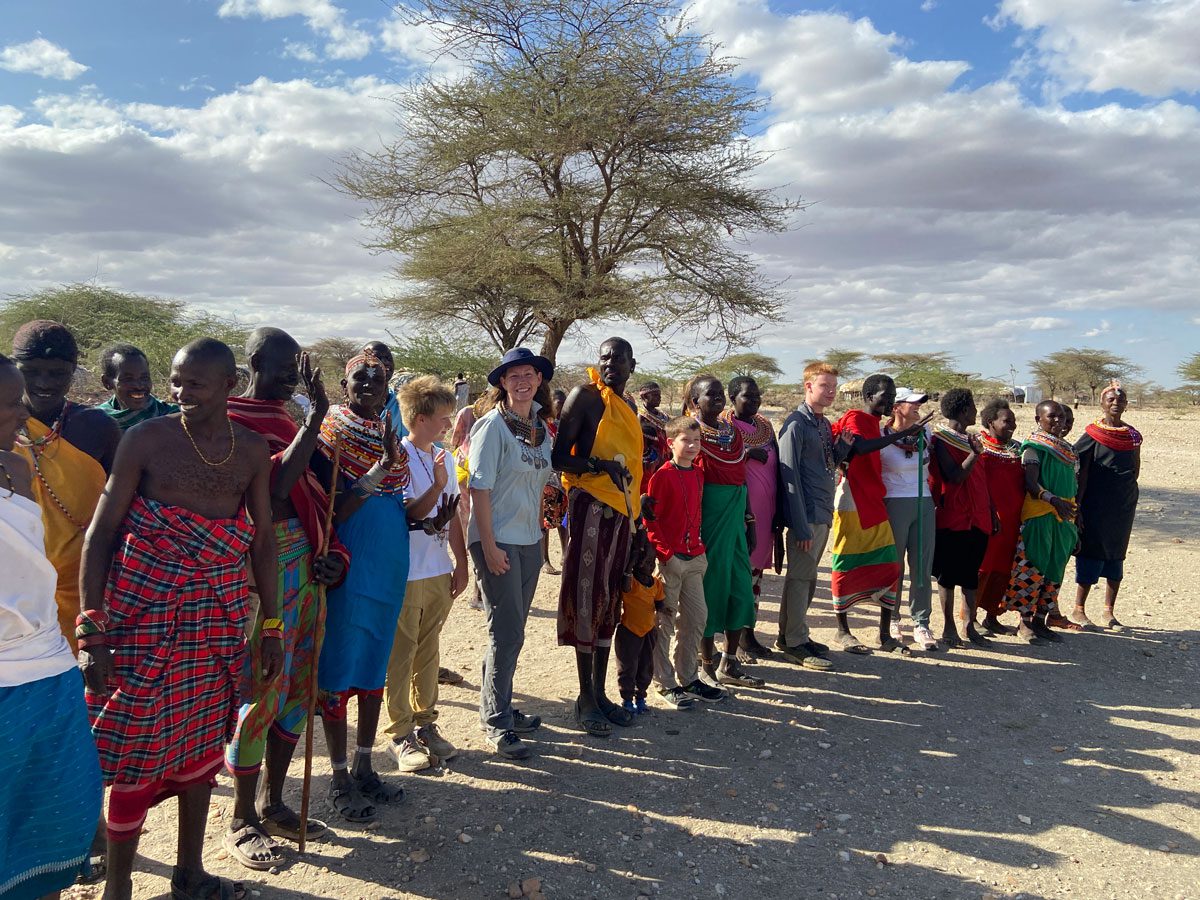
[830,479,900,613]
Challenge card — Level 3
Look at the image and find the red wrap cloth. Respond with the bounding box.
[226,397,349,574]
[832,410,888,530]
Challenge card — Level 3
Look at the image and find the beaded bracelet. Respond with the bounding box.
[75,609,111,637]
[77,634,108,652]
[261,617,284,632]
[261,628,284,641]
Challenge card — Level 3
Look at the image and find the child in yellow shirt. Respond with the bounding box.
[616,553,665,715]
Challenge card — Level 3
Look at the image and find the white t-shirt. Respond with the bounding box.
[403,437,460,582]
[880,425,931,499]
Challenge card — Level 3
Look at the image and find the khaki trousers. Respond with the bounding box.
[384,573,455,740]
[779,524,830,648]
[652,553,708,690]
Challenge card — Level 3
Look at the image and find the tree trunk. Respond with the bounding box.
[539,318,572,366]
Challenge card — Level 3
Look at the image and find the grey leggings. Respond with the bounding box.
[470,541,542,738]
[884,496,935,628]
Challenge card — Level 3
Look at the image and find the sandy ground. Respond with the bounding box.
[67,406,1200,900]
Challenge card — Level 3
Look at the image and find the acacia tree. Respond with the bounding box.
[822,348,866,378]
[0,284,247,385]
[1176,352,1200,401]
[1028,347,1139,402]
[338,0,800,362]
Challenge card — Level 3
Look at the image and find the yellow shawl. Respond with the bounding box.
[562,367,643,517]
[17,416,107,648]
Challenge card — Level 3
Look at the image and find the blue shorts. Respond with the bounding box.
[1075,556,1124,586]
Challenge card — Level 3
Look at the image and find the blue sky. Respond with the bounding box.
[1,0,1198,388]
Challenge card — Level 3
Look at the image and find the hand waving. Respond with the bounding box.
[298,351,329,418]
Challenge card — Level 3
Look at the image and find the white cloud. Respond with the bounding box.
[218,0,371,61]
[0,38,89,80]
[1083,319,1110,337]
[688,0,969,115]
[282,41,319,63]
[995,0,1200,96]
[0,77,400,341]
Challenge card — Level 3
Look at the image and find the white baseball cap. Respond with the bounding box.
[894,387,928,404]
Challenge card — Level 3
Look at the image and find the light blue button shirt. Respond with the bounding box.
[466,406,554,547]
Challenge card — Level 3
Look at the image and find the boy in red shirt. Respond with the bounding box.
[645,417,725,707]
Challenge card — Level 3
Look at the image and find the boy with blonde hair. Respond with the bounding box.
[386,376,470,770]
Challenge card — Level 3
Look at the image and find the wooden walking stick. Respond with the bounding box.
[299,441,339,853]
[613,453,637,592]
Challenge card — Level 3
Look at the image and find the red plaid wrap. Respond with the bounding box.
[87,495,253,787]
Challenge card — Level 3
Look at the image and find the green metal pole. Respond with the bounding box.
[915,428,926,588]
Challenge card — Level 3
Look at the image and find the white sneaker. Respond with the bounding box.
[389,734,432,772]
[889,619,903,643]
[912,624,938,651]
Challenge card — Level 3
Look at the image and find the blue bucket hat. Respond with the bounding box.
[487,347,554,387]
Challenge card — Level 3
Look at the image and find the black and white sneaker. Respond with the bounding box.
[657,687,699,709]
[682,679,728,703]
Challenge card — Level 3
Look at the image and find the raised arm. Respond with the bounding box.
[850,414,933,457]
[271,353,329,502]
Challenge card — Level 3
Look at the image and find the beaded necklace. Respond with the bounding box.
[25,403,90,531]
[979,431,1020,460]
[807,404,836,475]
[696,416,746,464]
[720,409,775,449]
[499,402,548,470]
[318,405,410,494]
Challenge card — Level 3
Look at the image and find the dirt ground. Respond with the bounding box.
[67,406,1200,900]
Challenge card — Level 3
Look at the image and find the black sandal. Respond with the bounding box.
[574,699,612,737]
[221,822,282,871]
[353,770,405,804]
[171,868,247,900]
[328,784,376,823]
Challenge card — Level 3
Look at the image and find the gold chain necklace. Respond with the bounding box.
[181,414,237,467]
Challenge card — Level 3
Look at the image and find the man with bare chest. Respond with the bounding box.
[552,338,646,738]
[80,338,283,900]
[224,327,349,869]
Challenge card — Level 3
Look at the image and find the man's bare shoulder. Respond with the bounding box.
[230,422,271,458]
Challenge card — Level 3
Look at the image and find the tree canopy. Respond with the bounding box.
[1028,347,1141,402]
[338,0,801,362]
[822,348,867,379]
[0,284,248,386]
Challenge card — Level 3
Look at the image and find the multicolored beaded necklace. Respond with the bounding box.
[720,409,775,449]
[696,415,746,464]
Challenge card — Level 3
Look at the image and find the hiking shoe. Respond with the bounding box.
[511,709,541,734]
[437,667,464,686]
[416,724,457,761]
[912,625,938,651]
[390,735,432,772]
[657,687,698,709]
[635,697,649,715]
[682,679,727,703]
[804,640,830,655]
[487,730,531,760]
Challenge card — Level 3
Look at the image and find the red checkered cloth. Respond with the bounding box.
[87,495,252,787]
